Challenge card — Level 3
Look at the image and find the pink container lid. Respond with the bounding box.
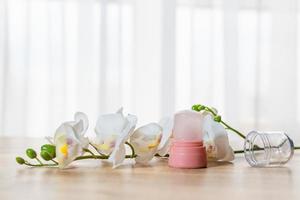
[168,140,207,169]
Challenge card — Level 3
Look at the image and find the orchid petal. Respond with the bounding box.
[94,108,138,168]
[109,114,138,168]
[53,112,89,168]
[157,116,173,156]
[110,145,126,169]
[203,115,234,162]
[94,109,127,155]
[74,112,89,134]
[130,123,162,165]
[62,112,89,149]
[72,119,84,136]
[54,124,84,168]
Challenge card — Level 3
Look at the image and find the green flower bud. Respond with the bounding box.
[192,104,201,111]
[26,148,37,159]
[40,150,52,161]
[41,144,56,158]
[16,157,25,165]
[214,115,222,122]
[198,105,205,111]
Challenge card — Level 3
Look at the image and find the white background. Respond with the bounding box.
[0,0,299,148]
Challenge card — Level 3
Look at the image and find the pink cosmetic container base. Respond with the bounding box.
[169,110,207,169]
[168,140,207,169]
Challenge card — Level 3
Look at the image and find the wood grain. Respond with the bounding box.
[0,138,299,200]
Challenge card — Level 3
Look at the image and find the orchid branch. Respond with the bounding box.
[192,104,246,139]
[83,148,96,158]
[125,141,136,158]
[192,103,300,150]
[89,142,107,157]
[24,162,58,167]
[16,143,139,168]
[74,154,137,161]
[16,104,299,168]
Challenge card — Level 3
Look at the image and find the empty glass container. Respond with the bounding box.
[244,131,294,167]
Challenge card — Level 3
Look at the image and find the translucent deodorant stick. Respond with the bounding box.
[168,110,207,168]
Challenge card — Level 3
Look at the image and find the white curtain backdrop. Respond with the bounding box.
[0,0,299,145]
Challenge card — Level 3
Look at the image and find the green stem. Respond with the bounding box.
[155,153,169,157]
[51,159,58,164]
[24,162,57,167]
[234,146,300,154]
[205,106,246,139]
[125,142,136,158]
[205,107,217,116]
[195,105,247,139]
[74,154,136,161]
[83,148,96,158]
[35,157,43,165]
[75,155,108,160]
[89,142,97,150]
[89,142,107,157]
[220,121,246,139]
[233,150,244,154]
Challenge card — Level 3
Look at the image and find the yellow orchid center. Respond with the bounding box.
[98,143,111,151]
[148,141,159,149]
[137,136,162,152]
[96,136,117,151]
[60,143,68,157]
[147,136,161,149]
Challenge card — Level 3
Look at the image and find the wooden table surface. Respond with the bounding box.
[0,138,299,200]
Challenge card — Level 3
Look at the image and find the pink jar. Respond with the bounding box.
[168,110,207,169]
[168,140,207,168]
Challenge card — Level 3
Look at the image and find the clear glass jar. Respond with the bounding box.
[244,131,294,167]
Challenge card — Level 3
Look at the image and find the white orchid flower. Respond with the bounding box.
[54,112,89,168]
[130,123,163,165]
[203,115,234,162]
[157,117,174,156]
[94,108,137,168]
